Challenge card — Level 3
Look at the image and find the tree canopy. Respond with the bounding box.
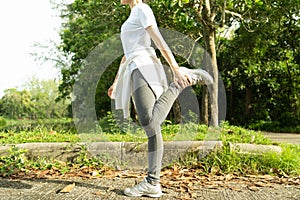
[0,78,70,119]
[218,0,300,128]
[53,0,299,129]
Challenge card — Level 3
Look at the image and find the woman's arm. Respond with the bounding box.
[146,26,190,88]
[107,56,126,98]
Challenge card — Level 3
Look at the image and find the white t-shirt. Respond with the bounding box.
[121,2,157,57]
[116,3,168,118]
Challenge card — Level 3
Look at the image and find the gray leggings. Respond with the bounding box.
[131,69,182,185]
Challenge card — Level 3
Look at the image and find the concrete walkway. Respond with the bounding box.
[0,132,299,199]
[263,132,300,145]
[0,177,299,200]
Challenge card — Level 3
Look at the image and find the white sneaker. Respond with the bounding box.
[124,178,163,198]
[179,67,214,85]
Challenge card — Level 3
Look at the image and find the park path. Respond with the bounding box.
[0,176,299,200]
[262,132,300,145]
[0,132,299,199]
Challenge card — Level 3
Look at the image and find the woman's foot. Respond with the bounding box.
[124,178,163,198]
[179,67,214,85]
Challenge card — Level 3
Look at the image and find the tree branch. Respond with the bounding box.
[225,10,244,20]
[221,0,227,27]
[204,0,211,18]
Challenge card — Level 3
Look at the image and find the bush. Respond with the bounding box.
[248,120,300,133]
[278,112,300,128]
[0,117,6,128]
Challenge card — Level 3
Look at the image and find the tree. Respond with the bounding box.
[23,77,71,119]
[56,0,298,128]
[0,78,70,119]
[218,0,300,127]
[149,0,265,126]
[0,89,32,119]
[57,0,223,125]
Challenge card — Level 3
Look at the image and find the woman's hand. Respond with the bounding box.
[107,84,115,99]
[172,68,192,89]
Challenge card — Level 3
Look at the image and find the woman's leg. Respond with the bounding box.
[124,67,211,197]
[131,69,183,185]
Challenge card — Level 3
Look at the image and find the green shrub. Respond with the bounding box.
[0,146,27,177]
[176,142,300,176]
[248,120,300,133]
[0,117,6,128]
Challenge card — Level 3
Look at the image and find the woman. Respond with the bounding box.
[108,0,213,198]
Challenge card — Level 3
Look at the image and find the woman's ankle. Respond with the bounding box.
[146,176,160,186]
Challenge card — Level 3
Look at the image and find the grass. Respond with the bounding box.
[174,142,300,176]
[0,119,299,178]
[0,121,273,145]
[0,126,81,144]
[0,145,106,178]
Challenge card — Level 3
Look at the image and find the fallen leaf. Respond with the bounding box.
[106,186,115,192]
[94,191,106,196]
[254,181,273,188]
[228,186,242,191]
[189,192,197,198]
[225,174,234,181]
[180,195,192,200]
[247,186,260,191]
[258,175,275,180]
[173,164,179,173]
[92,171,99,177]
[203,184,219,189]
[59,183,75,193]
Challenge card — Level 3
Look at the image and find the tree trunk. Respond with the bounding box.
[245,87,252,119]
[173,99,182,124]
[207,30,219,127]
[202,0,219,127]
[229,83,234,121]
[201,86,209,125]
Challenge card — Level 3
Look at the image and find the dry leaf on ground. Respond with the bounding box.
[59,183,75,193]
[94,191,106,196]
[247,186,261,191]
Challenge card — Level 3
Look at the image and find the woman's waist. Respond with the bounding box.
[125,47,156,59]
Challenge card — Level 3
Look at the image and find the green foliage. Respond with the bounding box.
[0,79,70,120]
[0,145,105,178]
[218,121,273,145]
[0,122,80,144]
[98,111,124,134]
[72,144,104,168]
[0,146,28,177]
[0,89,31,119]
[0,118,273,145]
[248,120,300,133]
[219,0,300,128]
[58,0,128,100]
[55,0,300,129]
[176,141,300,176]
[0,117,6,127]
[98,111,142,135]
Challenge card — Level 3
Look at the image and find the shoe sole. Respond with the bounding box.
[146,193,163,198]
[124,192,163,198]
[195,69,213,85]
[179,67,213,85]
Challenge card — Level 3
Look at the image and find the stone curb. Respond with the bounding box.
[0,141,282,170]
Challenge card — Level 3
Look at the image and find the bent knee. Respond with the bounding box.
[139,113,152,127]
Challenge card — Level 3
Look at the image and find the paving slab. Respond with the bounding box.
[0,133,299,199]
[0,177,299,200]
[263,132,300,145]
